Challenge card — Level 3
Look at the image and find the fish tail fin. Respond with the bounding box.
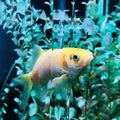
[12,73,33,111]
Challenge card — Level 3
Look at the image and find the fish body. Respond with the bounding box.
[14,46,93,111]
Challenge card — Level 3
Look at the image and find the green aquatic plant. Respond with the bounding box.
[0,0,120,119]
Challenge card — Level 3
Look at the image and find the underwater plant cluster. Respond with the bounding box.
[0,0,120,119]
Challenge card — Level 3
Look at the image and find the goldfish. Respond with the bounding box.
[13,45,93,111]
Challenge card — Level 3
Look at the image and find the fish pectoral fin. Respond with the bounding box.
[61,68,68,74]
[48,74,69,90]
[53,66,68,75]
[48,74,73,101]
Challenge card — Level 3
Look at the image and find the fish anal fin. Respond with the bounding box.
[21,78,32,111]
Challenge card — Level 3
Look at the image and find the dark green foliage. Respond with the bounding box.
[0,0,120,119]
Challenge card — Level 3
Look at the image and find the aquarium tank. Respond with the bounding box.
[0,0,120,120]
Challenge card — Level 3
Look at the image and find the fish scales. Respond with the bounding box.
[13,46,93,111]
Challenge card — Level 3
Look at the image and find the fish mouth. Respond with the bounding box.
[67,51,93,77]
[83,52,94,66]
[88,51,94,61]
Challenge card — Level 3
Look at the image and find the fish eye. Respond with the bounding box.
[73,54,79,61]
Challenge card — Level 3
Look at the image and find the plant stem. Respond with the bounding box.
[105,0,109,15]
[0,62,16,93]
[50,0,54,50]
[98,0,104,17]
[59,11,64,48]
[116,0,120,12]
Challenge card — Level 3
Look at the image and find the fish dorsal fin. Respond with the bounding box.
[30,45,45,70]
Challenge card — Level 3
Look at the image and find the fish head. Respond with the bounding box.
[63,48,93,76]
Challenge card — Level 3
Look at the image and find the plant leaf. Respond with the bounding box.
[29,103,38,117]
[39,10,47,20]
